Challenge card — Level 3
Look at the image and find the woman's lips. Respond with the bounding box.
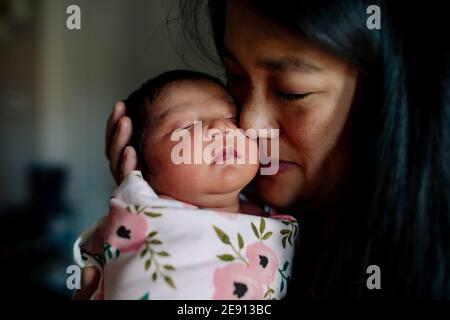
[260,160,300,175]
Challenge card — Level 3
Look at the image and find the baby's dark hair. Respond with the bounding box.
[124,69,226,175]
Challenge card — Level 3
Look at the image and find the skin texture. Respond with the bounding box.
[106,101,137,184]
[78,81,260,299]
[72,266,101,300]
[224,0,357,210]
[106,4,357,212]
[97,0,359,300]
[141,80,259,212]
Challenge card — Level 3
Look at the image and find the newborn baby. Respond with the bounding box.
[125,70,260,214]
[73,70,298,300]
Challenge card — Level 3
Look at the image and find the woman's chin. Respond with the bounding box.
[256,175,303,209]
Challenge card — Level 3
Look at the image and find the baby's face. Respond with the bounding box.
[142,81,259,206]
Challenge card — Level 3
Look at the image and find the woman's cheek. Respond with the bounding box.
[278,110,329,186]
[282,111,315,152]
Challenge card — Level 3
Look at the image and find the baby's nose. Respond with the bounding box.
[205,119,238,139]
[211,118,237,130]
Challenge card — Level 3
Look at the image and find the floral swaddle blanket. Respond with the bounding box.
[73,171,299,300]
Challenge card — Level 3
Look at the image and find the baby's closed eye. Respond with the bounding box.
[171,122,196,133]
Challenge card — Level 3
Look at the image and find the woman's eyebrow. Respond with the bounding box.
[222,45,323,73]
[256,56,323,73]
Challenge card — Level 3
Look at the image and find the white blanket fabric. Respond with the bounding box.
[73,171,299,300]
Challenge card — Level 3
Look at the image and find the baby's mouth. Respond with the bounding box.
[212,147,239,165]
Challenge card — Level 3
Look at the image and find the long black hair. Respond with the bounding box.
[178,0,450,298]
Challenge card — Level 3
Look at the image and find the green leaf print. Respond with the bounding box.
[139,292,149,300]
[157,251,170,257]
[213,226,249,265]
[145,259,152,271]
[251,222,260,239]
[213,226,231,244]
[144,212,162,218]
[217,254,235,261]
[278,261,291,294]
[282,236,287,249]
[147,231,158,238]
[259,217,266,234]
[262,232,273,240]
[280,220,298,249]
[163,264,175,271]
[164,276,176,289]
[140,230,176,290]
[237,233,244,250]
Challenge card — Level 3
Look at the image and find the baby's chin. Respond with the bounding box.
[192,164,257,199]
[212,162,258,191]
[155,163,258,208]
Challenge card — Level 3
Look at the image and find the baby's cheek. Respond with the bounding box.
[151,149,206,189]
[146,137,214,197]
[246,137,259,164]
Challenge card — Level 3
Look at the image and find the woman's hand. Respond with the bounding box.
[72,267,100,300]
[105,102,138,184]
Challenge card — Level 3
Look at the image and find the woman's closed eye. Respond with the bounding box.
[275,89,312,102]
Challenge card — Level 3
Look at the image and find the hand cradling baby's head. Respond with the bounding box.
[125,70,259,208]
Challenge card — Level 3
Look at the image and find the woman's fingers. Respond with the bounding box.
[105,101,126,159]
[121,146,138,182]
[105,102,139,183]
[109,117,133,183]
[72,267,101,300]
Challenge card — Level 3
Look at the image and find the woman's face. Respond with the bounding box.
[224,0,358,209]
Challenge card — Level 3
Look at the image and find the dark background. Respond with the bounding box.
[0,0,219,299]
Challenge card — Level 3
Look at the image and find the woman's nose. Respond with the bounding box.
[239,91,278,138]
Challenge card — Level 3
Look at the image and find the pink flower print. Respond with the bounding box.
[245,242,279,285]
[105,204,148,252]
[213,263,263,300]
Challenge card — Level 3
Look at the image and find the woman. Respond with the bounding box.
[80,0,450,299]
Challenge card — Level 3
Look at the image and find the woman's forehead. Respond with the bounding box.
[223,0,349,73]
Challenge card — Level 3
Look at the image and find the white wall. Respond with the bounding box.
[1,0,220,232]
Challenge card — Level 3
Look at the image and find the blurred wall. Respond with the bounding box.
[0,0,38,207]
[0,0,220,232]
